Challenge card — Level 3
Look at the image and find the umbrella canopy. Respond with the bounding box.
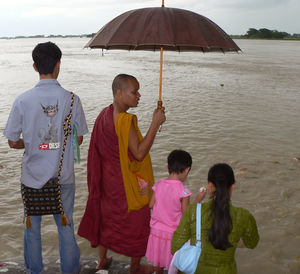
[86,7,240,52]
[86,5,240,106]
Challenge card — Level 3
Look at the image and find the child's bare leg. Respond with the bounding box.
[97,245,112,269]
[130,257,154,274]
[155,266,164,274]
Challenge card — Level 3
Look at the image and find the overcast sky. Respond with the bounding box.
[0,0,299,37]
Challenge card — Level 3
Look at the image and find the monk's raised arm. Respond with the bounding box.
[128,108,166,161]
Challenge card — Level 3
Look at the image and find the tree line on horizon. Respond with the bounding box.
[1,28,300,40]
[232,28,300,39]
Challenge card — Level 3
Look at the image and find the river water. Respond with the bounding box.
[0,38,299,273]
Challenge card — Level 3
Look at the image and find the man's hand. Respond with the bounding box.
[8,139,25,149]
[78,136,83,146]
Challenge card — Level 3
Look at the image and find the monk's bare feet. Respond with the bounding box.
[96,256,112,270]
[130,264,154,274]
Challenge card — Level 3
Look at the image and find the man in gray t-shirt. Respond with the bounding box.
[4,41,88,274]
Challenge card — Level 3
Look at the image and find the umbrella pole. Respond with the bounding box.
[158,46,163,109]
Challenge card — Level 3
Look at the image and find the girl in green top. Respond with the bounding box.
[171,163,259,274]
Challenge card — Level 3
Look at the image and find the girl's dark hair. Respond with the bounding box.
[32,42,62,75]
[167,150,192,174]
[208,163,235,250]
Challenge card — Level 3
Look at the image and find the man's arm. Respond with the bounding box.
[78,136,83,146]
[8,139,25,149]
[128,108,166,161]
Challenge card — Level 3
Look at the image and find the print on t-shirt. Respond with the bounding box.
[38,101,60,150]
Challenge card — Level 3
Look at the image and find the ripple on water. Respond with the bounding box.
[0,38,300,273]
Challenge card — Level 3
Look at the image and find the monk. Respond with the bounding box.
[78,74,166,273]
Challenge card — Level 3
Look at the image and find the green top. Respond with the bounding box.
[172,200,259,274]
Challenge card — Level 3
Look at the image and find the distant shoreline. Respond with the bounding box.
[1,28,300,41]
[0,34,95,40]
[1,34,300,41]
[1,35,300,41]
[230,36,300,41]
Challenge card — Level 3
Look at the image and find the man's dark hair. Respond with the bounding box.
[112,74,138,96]
[32,42,62,75]
[167,149,192,174]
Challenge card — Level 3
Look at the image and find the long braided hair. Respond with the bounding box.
[208,163,235,250]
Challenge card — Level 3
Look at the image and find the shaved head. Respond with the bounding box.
[112,74,139,96]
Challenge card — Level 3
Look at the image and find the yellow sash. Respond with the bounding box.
[115,112,154,212]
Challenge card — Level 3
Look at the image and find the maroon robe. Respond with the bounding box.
[78,104,151,257]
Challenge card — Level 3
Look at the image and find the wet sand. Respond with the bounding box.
[0,258,130,274]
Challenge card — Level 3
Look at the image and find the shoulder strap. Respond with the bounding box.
[56,92,74,224]
[196,203,202,247]
[57,92,74,181]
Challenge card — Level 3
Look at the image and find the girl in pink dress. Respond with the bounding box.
[145,150,206,273]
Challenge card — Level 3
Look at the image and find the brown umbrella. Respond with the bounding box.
[86,0,240,107]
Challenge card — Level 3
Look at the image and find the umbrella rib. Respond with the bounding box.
[105,9,140,50]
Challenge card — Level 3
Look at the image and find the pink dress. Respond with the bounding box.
[145,179,192,270]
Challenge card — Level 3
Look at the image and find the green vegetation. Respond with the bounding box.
[1,28,299,40]
[231,28,300,40]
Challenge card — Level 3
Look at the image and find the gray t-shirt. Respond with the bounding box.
[4,79,88,188]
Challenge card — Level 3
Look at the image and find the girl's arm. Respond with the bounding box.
[242,212,260,249]
[149,192,156,209]
[172,205,192,254]
[193,188,207,203]
[181,196,190,213]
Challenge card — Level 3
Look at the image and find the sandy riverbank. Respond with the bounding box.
[0,258,169,273]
